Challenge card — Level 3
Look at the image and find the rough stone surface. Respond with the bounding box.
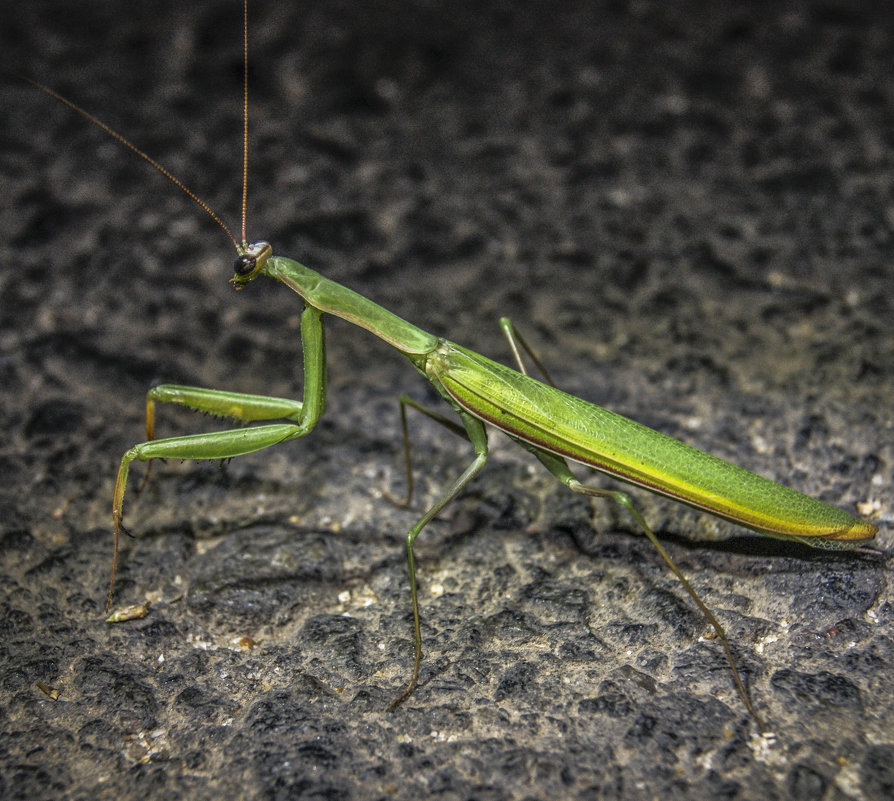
[1,1,892,799]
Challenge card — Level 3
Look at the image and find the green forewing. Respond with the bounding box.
[431,341,874,543]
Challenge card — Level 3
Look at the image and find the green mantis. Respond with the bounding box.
[29,4,879,734]
[116,244,874,727]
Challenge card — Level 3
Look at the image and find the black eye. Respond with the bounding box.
[234,255,256,276]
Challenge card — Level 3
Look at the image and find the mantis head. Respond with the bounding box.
[231,241,273,287]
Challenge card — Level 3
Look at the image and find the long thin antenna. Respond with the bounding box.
[241,0,250,246]
[22,77,241,251]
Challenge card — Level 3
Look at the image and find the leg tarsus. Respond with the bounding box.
[386,659,420,712]
[386,535,422,712]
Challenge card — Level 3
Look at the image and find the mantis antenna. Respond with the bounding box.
[19,0,257,255]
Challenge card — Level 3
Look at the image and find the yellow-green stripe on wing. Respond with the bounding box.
[431,342,876,545]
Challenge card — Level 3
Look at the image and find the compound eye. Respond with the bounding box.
[234,254,257,276]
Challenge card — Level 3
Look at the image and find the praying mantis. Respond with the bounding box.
[26,2,879,734]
